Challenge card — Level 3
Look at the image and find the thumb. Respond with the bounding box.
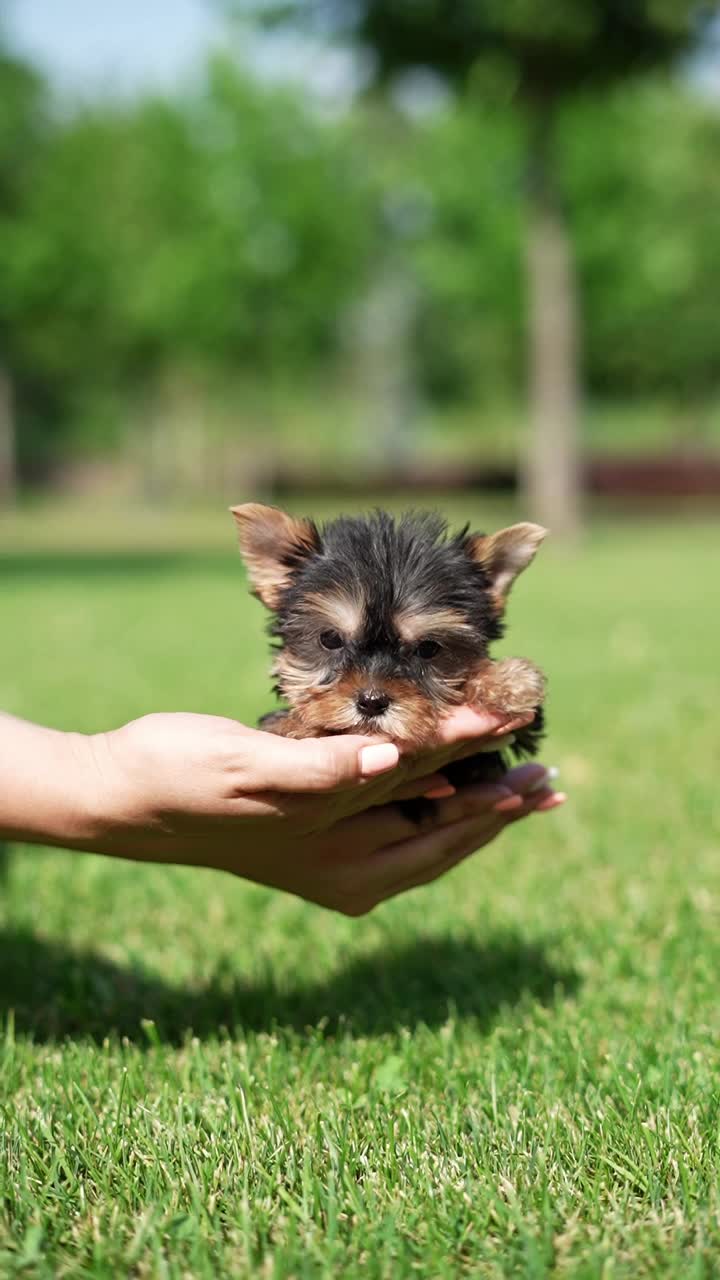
[239,728,400,794]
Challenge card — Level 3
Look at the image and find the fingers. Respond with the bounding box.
[423,710,535,772]
[502,761,553,790]
[239,728,400,794]
[372,811,505,894]
[533,790,566,812]
[241,704,538,800]
[322,763,566,914]
[437,705,517,744]
[379,819,506,902]
[337,804,420,849]
[491,763,560,813]
[417,782,513,827]
[329,810,505,913]
[374,781,566,905]
[337,777,516,853]
[505,788,566,819]
[390,773,457,802]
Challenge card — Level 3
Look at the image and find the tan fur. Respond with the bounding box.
[230,503,319,609]
[268,668,449,748]
[269,652,546,746]
[267,655,546,746]
[394,606,474,645]
[466,657,547,717]
[467,522,547,613]
[299,590,365,640]
[272,650,322,702]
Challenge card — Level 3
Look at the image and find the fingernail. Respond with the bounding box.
[528,766,558,793]
[494,792,525,812]
[530,790,567,813]
[424,784,456,799]
[360,743,400,776]
[541,791,567,806]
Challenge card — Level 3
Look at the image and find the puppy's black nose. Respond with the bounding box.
[356,690,391,717]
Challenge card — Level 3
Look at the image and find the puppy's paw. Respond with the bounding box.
[470,657,547,718]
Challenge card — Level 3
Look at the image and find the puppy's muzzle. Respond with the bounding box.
[356,690,391,718]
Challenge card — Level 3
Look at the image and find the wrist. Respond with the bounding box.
[0,715,104,849]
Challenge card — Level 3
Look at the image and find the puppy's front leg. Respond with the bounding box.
[468,657,546,719]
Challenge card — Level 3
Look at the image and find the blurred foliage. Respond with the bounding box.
[276,0,708,100]
[398,84,720,402]
[567,87,720,397]
[0,53,376,475]
[1,33,720,479]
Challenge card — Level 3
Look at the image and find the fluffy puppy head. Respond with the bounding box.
[231,504,545,747]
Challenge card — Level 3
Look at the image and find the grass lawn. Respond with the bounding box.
[1,497,719,1277]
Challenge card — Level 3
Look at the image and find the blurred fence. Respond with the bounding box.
[250,453,720,500]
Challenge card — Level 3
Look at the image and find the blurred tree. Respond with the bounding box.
[388,81,720,412]
[0,54,375,485]
[566,84,720,406]
[0,49,49,501]
[112,59,374,373]
[244,1,714,534]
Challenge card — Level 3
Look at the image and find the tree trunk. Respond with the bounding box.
[523,105,582,539]
[349,254,420,468]
[0,367,16,505]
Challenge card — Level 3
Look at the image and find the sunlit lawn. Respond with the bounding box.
[1,497,719,1277]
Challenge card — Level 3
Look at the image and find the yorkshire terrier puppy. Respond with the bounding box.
[231,504,547,816]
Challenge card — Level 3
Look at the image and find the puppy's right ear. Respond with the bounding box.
[230,503,321,610]
[466,522,547,613]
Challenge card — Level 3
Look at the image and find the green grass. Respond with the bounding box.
[1,498,719,1278]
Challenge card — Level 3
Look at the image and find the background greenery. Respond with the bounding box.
[1,501,719,1276]
[3,26,720,487]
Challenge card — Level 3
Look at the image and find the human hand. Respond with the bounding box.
[86,705,531,843]
[0,709,564,913]
[217,760,564,915]
[78,709,564,911]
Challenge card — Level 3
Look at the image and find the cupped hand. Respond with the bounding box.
[216,761,564,914]
[82,708,564,912]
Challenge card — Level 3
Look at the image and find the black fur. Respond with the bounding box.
[253,508,545,822]
[269,510,503,697]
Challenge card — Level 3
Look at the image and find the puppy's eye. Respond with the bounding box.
[320,629,344,651]
[416,639,441,660]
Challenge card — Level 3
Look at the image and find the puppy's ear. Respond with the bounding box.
[467,522,547,612]
[230,503,320,609]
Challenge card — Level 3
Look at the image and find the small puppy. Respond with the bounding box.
[231,504,547,812]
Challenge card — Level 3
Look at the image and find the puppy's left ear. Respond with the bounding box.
[467,522,547,611]
[230,503,321,610]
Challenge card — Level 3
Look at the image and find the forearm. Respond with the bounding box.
[0,713,99,848]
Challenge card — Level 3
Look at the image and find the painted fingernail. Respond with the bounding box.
[538,791,567,807]
[529,789,567,812]
[494,792,525,812]
[528,766,559,793]
[424,784,456,799]
[360,743,400,776]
